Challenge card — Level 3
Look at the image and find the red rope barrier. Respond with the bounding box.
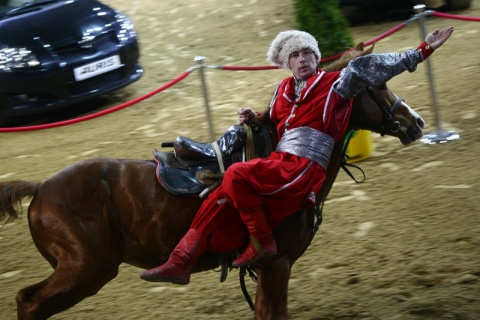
[431,11,480,21]
[364,22,409,46]
[219,65,278,71]
[215,51,346,70]
[319,22,409,62]
[217,21,408,69]
[0,70,193,133]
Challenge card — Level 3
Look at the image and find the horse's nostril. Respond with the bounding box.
[417,117,425,129]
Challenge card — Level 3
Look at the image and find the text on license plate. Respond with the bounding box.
[74,55,122,81]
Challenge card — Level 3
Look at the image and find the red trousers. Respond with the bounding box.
[191,152,326,253]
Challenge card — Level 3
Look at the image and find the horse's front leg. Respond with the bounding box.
[254,255,291,320]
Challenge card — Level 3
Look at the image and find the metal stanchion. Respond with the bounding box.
[414,4,460,144]
[194,56,215,141]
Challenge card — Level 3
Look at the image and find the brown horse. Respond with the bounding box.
[0,44,425,320]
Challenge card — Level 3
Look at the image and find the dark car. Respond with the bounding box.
[0,0,143,121]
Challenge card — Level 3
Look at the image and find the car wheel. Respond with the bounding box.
[446,0,472,10]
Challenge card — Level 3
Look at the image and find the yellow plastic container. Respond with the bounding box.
[344,130,373,163]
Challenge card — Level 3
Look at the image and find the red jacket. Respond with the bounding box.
[192,70,353,252]
[270,70,352,141]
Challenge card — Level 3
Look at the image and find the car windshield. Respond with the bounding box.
[0,0,60,17]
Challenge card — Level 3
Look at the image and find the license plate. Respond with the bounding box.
[73,55,122,81]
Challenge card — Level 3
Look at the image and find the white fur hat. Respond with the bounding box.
[267,30,321,69]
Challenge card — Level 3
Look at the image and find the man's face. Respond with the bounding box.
[288,48,319,80]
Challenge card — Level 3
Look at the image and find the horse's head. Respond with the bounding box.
[324,42,425,145]
[351,84,425,145]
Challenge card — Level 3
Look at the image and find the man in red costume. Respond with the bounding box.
[140,26,454,284]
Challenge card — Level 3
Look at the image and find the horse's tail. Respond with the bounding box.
[0,180,41,223]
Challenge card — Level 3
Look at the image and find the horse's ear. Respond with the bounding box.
[364,42,375,55]
[354,42,364,51]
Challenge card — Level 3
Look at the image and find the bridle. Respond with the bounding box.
[366,86,403,135]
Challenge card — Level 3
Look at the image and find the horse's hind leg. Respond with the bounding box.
[16,178,125,319]
[16,260,119,320]
[17,210,122,319]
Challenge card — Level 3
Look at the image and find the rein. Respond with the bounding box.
[341,130,367,183]
[366,86,403,135]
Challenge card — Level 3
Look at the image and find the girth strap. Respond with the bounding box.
[211,141,225,173]
[245,124,255,161]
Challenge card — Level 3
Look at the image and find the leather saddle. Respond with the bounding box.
[154,124,277,197]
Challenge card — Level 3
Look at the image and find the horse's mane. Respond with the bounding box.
[323,42,374,72]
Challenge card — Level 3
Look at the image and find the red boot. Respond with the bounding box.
[232,206,277,267]
[140,229,207,285]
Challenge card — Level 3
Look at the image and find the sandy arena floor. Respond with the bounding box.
[1,0,479,319]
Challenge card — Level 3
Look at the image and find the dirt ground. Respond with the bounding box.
[1,0,479,319]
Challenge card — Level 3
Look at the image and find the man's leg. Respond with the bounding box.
[140,228,207,284]
[231,205,277,267]
[222,162,277,267]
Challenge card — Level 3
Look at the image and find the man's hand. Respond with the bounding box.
[426,26,454,50]
[237,107,257,125]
